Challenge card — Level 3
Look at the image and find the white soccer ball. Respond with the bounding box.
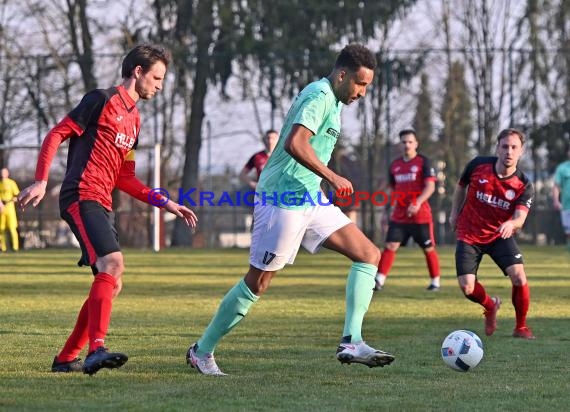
[441,330,484,372]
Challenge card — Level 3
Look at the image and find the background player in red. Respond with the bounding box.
[375,129,441,291]
[17,44,198,375]
[239,129,279,189]
[449,128,535,339]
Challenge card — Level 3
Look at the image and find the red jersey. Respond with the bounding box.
[36,85,150,211]
[244,150,270,180]
[456,156,533,245]
[389,154,436,224]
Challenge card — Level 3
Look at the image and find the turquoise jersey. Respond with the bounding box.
[554,160,570,210]
[257,78,342,209]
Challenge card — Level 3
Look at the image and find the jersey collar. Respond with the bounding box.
[116,84,137,109]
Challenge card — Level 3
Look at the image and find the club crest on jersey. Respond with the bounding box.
[114,132,136,150]
[505,189,515,200]
[476,191,510,209]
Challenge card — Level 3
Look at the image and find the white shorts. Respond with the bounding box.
[249,201,352,271]
[561,210,570,235]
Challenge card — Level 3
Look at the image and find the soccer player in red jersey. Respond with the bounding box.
[239,130,279,189]
[449,128,535,339]
[375,129,441,291]
[17,45,198,374]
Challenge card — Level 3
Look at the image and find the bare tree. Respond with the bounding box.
[458,0,513,155]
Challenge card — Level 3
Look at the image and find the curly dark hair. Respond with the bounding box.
[334,43,376,72]
[121,44,171,79]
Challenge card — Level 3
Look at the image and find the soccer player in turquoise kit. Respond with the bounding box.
[552,147,570,251]
[186,44,395,375]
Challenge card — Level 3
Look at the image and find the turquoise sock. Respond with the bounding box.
[342,262,376,342]
[197,278,258,355]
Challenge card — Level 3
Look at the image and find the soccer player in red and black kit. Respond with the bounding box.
[375,129,441,291]
[449,128,535,339]
[17,45,198,375]
[239,130,279,189]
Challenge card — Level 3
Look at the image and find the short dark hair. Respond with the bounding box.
[399,128,417,139]
[497,128,525,146]
[263,129,278,142]
[121,44,171,79]
[334,43,376,72]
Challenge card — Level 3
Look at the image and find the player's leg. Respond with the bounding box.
[0,214,6,252]
[8,227,19,251]
[375,222,403,290]
[489,238,535,339]
[6,211,19,251]
[456,241,501,336]
[412,223,440,290]
[310,206,394,367]
[561,210,570,252]
[60,200,127,375]
[187,204,306,376]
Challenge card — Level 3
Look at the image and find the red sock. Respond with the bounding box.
[378,249,396,276]
[57,299,89,362]
[424,250,440,279]
[466,281,494,311]
[88,272,116,353]
[512,283,530,329]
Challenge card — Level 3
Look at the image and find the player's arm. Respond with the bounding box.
[408,179,435,216]
[17,116,80,209]
[116,151,198,228]
[449,183,468,231]
[497,208,529,239]
[498,180,533,239]
[284,124,353,195]
[239,157,256,189]
[552,182,562,211]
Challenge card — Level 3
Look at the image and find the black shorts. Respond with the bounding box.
[386,221,434,249]
[455,237,523,277]
[61,200,120,274]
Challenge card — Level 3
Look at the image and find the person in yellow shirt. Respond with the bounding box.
[0,168,20,252]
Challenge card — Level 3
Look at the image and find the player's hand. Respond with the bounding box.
[449,215,457,232]
[497,220,516,239]
[553,199,562,211]
[329,174,354,196]
[17,180,48,210]
[407,204,420,217]
[163,200,198,228]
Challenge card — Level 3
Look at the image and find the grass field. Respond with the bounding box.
[1,246,569,411]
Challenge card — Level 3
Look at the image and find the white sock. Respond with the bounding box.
[431,276,440,288]
[376,273,387,287]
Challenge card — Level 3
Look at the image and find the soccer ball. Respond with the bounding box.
[441,330,484,372]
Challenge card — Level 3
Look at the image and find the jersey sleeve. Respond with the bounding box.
[422,156,437,182]
[243,154,256,171]
[35,116,83,181]
[458,158,478,187]
[115,150,162,206]
[292,92,329,135]
[11,180,19,197]
[515,181,534,211]
[67,90,107,132]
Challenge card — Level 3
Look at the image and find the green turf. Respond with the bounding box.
[1,246,569,411]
